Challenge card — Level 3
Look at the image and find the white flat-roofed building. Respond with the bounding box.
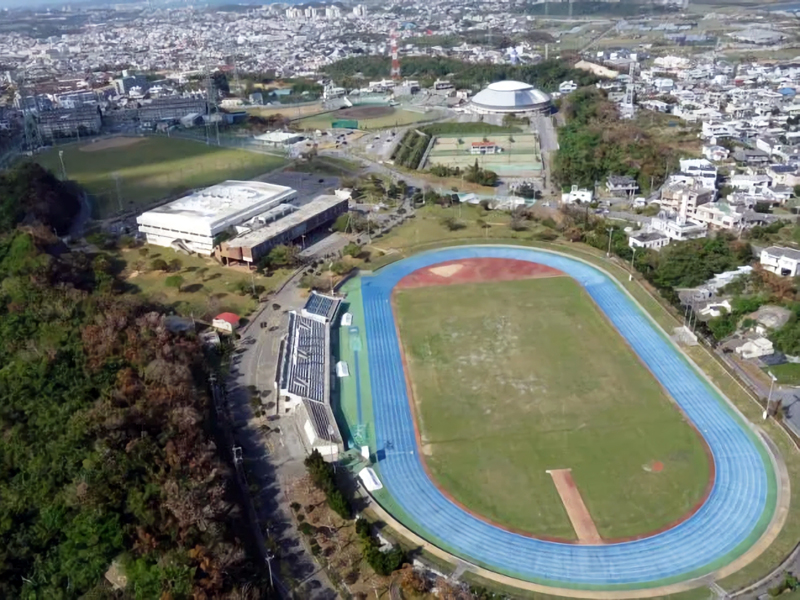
[136,180,296,255]
[650,213,708,241]
[628,231,670,251]
[761,246,800,277]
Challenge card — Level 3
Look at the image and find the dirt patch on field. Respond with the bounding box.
[338,105,395,119]
[80,137,145,152]
[396,258,565,290]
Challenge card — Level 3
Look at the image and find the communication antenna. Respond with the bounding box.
[390,28,401,80]
[204,62,221,146]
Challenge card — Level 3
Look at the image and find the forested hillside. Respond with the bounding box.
[554,88,678,192]
[324,57,598,91]
[0,165,271,599]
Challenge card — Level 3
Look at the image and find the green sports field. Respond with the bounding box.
[423,133,543,176]
[393,276,710,540]
[35,137,287,219]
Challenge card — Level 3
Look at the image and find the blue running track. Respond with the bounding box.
[359,246,777,590]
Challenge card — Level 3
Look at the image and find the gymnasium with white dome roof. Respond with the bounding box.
[468,80,552,116]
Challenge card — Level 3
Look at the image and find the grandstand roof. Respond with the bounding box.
[281,312,327,403]
[303,292,342,323]
[303,398,341,443]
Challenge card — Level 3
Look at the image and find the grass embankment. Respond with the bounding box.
[119,246,291,320]
[36,137,286,219]
[770,363,800,386]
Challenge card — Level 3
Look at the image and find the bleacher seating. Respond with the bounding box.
[284,315,326,402]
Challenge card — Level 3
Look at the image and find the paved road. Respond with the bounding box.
[227,270,339,600]
[718,352,800,437]
[533,115,559,153]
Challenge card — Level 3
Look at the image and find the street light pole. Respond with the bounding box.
[766,371,777,418]
[265,552,274,588]
[58,150,67,180]
[629,246,637,281]
[606,227,615,257]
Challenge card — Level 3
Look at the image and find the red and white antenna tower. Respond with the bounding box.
[390,29,401,80]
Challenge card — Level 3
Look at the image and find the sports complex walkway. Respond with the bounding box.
[335,246,784,594]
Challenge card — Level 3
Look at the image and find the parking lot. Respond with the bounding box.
[258,171,340,205]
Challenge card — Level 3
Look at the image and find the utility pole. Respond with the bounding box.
[629,246,637,280]
[606,227,614,257]
[112,172,123,213]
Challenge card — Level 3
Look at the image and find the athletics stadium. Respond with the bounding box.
[332,245,787,597]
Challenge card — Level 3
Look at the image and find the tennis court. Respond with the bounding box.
[424,134,542,176]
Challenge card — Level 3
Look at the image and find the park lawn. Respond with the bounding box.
[119,245,291,320]
[393,277,710,540]
[769,362,800,385]
[296,108,437,131]
[35,137,287,219]
[370,204,517,255]
[246,101,326,119]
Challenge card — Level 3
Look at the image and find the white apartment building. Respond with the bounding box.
[650,213,708,241]
[760,246,800,277]
[679,158,718,190]
[730,174,772,196]
[693,202,744,230]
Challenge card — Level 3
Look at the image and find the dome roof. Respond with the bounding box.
[487,80,532,92]
[471,80,551,112]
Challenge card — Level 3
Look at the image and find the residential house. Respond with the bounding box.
[628,231,670,251]
[735,337,775,360]
[760,246,800,277]
[767,165,800,188]
[730,174,772,195]
[561,185,593,204]
[606,175,638,196]
[703,145,730,162]
[702,121,736,140]
[733,148,770,166]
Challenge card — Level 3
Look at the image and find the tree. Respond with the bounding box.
[165,275,184,292]
[794,184,800,198]
[168,258,183,272]
[332,214,350,233]
[151,258,169,271]
[343,242,361,258]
